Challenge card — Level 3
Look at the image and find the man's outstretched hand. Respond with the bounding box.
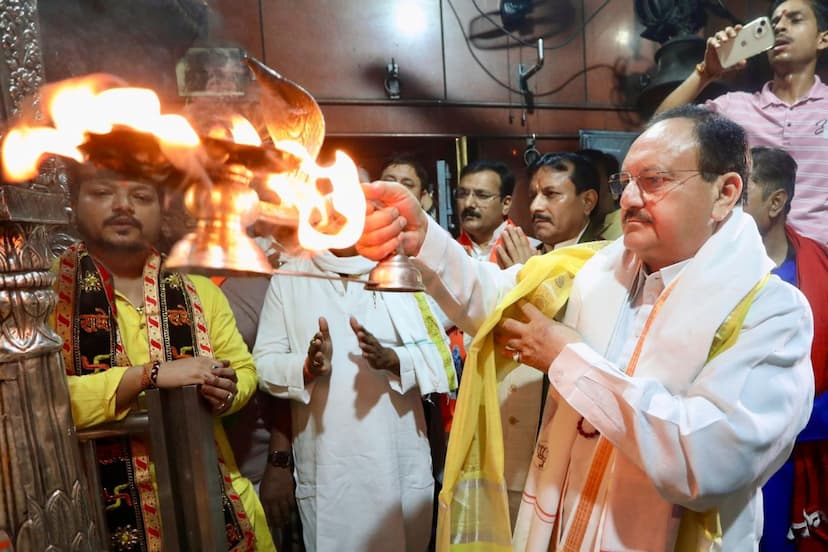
[356,181,429,260]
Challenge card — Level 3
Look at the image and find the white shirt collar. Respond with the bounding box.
[552,222,590,251]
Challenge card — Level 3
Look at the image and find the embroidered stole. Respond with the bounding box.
[55,243,253,551]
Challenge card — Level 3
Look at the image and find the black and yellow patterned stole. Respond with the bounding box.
[55,243,253,551]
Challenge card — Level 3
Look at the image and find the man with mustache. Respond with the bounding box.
[454,159,540,527]
[455,160,537,266]
[355,105,814,550]
[58,164,274,550]
[528,152,600,254]
[657,0,828,244]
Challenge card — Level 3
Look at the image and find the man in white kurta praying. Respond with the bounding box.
[252,246,453,552]
[355,105,815,550]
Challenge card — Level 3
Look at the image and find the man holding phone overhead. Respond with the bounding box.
[656,0,828,244]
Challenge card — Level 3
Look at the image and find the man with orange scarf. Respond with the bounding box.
[455,160,538,265]
[745,146,828,551]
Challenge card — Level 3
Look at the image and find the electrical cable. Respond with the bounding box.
[446,0,613,96]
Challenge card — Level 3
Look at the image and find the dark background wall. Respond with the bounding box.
[35,0,785,230]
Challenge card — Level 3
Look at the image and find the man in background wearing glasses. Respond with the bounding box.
[455,160,538,267]
[454,159,541,528]
[355,105,814,550]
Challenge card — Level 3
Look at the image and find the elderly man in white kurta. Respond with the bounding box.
[355,105,814,551]
[253,248,452,552]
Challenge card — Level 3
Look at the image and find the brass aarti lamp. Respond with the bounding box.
[1,55,424,290]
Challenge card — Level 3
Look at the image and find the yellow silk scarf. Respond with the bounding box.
[436,242,608,551]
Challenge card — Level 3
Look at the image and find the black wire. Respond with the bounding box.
[446,0,525,94]
[536,63,614,97]
[446,0,613,96]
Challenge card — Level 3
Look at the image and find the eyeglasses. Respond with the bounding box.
[454,188,501,202]
[608,169,705,199]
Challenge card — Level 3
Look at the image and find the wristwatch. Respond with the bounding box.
[268,450,293,468]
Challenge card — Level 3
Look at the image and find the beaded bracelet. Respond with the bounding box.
[148,359,160,389]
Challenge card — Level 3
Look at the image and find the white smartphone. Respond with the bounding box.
[717,17,775,68]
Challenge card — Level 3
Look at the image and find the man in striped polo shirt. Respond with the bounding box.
[657,0,828,243]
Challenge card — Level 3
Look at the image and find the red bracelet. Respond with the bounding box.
[302,359,315,383]
[140,362,152,390]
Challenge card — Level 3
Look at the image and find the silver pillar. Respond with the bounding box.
[0,1,99,549]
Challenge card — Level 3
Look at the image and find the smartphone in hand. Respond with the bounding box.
[717,17,775,68]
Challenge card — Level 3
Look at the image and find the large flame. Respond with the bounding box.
[266,141,365,251]
[228,115,261,146]
[1,81,202,182]
[0,78,367,253]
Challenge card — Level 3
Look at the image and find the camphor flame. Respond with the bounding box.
[266,140,365,251]
[0,77,366,252]
[1,81,201,182]
[228,115,261,146]
[205,114,261,147]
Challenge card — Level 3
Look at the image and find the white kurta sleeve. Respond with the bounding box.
[253,276,316,404]
[416,216,520,335]
[547,281,815,511]
[386,344,418,395]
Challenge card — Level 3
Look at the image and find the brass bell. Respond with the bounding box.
[637,36,728,116]
[365,251,425,293]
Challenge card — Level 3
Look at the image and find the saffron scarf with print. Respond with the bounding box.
[55,243,253,552]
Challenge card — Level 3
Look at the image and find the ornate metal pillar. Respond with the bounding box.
[0,1,99,549]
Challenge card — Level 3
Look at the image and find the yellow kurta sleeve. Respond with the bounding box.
[111,275,257,416]
[66,367,131,429]
[49,257,133,430]
[187,275,257,415]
